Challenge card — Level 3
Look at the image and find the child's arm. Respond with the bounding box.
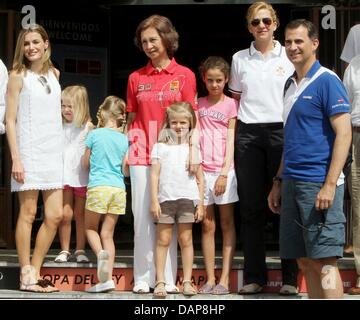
[214,118,236,197]
[82,147,91,170]
[122,151,130,177]
[188,114,200,175]
[195,165,204,223]
[150,160,161,221]
[85,121,95,131]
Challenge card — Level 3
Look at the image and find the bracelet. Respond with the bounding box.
[219,174,228,178]
[273,176,282,183]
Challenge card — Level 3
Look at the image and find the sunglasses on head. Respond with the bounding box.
[251,17,272,27]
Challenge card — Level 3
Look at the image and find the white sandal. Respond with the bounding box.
[75,250,90,263]
[54,250,71,263]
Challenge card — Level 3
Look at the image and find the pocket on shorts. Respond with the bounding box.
[316,222,345,246]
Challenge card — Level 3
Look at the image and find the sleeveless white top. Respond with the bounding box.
[11,69,63,192]
[63,122,90,187]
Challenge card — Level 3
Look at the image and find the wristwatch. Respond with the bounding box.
[272,176,282,183]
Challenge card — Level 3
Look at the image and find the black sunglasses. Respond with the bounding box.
[38,76,51,94]
[251,17,272,27]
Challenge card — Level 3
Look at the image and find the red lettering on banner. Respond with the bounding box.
[40,267,358,293]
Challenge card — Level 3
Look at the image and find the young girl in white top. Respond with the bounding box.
[150,102,204,298]
[83,96,129,293]
[198,56,238,295]
[55,85,93,263]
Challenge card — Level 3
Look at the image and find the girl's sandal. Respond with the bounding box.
[153,281,167,298]
[54,250,71,263]
[182,280,197,296]
[75,250,90,263]
[37,279,60,292]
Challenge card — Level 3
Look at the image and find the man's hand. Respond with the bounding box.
[316,183,336,210]
[268,182,282,214]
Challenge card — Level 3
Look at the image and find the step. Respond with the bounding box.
[0,250,357,293]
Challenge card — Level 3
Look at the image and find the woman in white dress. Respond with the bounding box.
[6,24,63,292]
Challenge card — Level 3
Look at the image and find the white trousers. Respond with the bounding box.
[130,165,177,288]
[350,131,360,281]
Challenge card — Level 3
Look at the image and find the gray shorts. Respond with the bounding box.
[280,179,346,259]
[159,199,195,224]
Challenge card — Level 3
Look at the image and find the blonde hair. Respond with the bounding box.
[96,96,126,129]
[61,85,91,127]
[12,24,53,74]
[246,2,279,27]
[158,102,196,144]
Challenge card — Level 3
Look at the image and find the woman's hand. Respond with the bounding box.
[12,158,24,184]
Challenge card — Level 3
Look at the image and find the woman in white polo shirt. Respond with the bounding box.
[229,1,298,295]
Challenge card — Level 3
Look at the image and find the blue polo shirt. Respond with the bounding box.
[283,61,350,182]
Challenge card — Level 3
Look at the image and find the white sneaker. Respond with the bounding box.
[86,280,115,293]
[97,250,110,283]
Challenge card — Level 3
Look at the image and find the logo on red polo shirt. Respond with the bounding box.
[138,84,152,91]
[170,80,179,91]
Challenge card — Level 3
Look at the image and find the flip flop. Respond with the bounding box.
[212,284,230,295]
[182,280,197,296]
[153,281,167,298]
[198,283,215,294]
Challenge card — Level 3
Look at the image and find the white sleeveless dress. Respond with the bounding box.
[11,70,63,192]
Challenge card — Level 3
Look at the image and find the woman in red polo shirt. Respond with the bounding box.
[126,14,197,294]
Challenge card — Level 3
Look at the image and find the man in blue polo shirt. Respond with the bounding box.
[268,19,352,299]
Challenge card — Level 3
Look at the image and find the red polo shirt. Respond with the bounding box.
[126,58,197,166]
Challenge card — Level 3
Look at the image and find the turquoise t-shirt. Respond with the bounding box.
[85,128,128,189]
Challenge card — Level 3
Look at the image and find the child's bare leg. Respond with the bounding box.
[201,205,216,286]
[218,203,236,289]
[178,223,194,281]
[100,213,119,281]
[156,224,173,283]
[74,196,86,251]
[59,190,74,252]
[84,209,102,255]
